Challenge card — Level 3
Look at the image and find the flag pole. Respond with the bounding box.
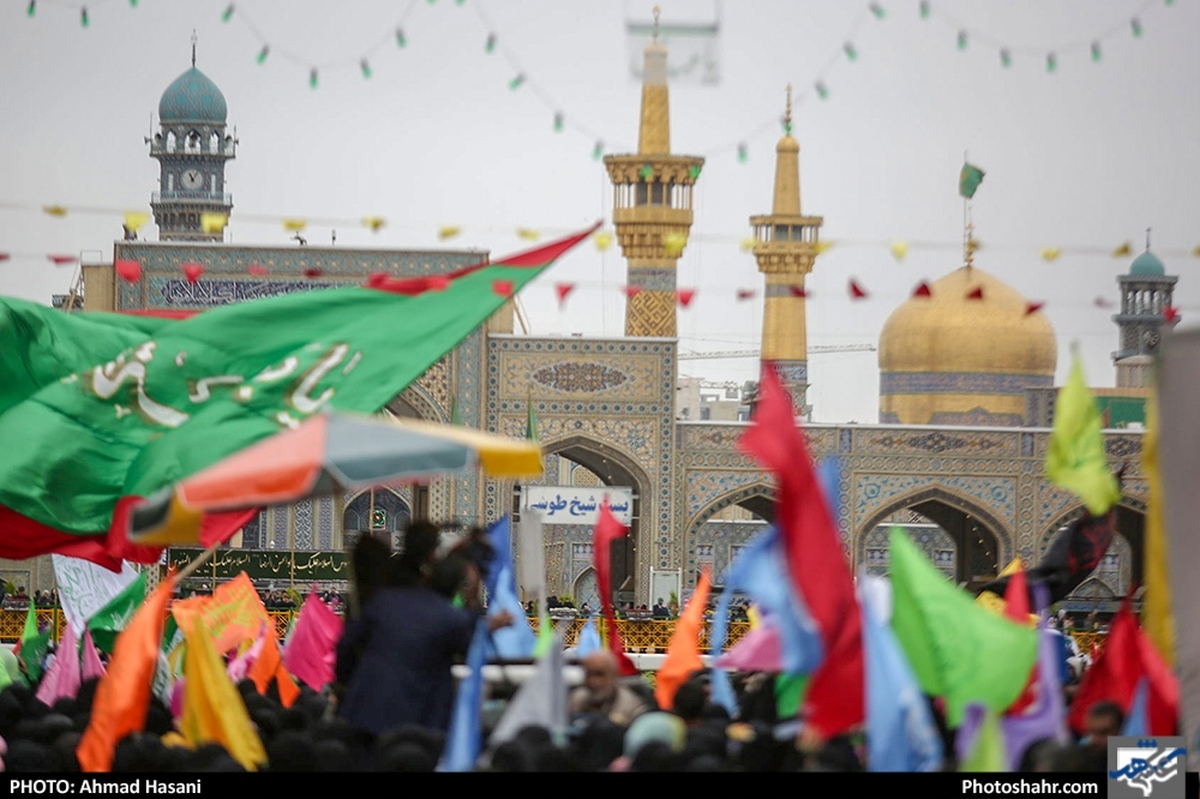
[176,539,223,581]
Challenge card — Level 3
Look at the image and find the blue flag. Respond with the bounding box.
[708,526,825,715]
[575,615,601,659]
[1121,677,1150,738]
[817,457,842,525]
[483,516,538,660]
[861,574,944,772]
[439,617,490,772]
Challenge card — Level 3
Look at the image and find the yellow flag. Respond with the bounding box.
[1039,247,1062,262]
[362,216,386,232]
[201,212,228,235]
[975,558,1022,616]
[180,619,267,771]
[516,228,540,241]
[42,205,68,217]
[282,218,307,232]
[593,230,614,252]
[816,240,834,255]
[890,241,909,262]
[438,226,461,240]
[1112,241,1132,258]
[123,212,150,232]
[1141,390,1175,666]
[1044,355,1120,516]
[740,237,757,252]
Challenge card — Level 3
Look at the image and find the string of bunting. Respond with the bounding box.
[21,1,1176,165]
[5,250,1192,323]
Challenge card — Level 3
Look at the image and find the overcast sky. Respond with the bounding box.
[2,0,1197,423]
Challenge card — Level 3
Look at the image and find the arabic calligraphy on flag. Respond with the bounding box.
[522,486,633,525]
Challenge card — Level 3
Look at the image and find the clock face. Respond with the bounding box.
[180,169,203,190]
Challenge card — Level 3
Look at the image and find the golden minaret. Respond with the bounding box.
[604,6,704,338]
[752,86,824,414]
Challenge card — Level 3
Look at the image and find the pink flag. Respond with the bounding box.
[227,622,268,684]
[81,628,106,681]
[715,619,783,672]
[36,623,81,706]
[281,594,343,692]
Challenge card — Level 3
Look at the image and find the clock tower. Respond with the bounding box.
[148,36,236,242]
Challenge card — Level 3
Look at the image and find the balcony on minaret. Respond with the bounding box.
[750,214,823,274]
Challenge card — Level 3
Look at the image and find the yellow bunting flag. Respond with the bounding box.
[663,232,688,257]
[740,237,757,252]
[201,212,228,234]
[438,226,461,240]
[890,241,909,261]
[816,240,834,255]
[123,212,149,233]
[1191,245,1200,257]
[362,216,386,232]
[180,619,268,771]
[516,228,540,241]
[1040,248,1062,262]
[42,205,68,217]
[282,219,307,232]
[593,230,614,252]
[1112,241,1132,258]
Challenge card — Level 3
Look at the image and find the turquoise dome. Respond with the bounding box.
[158,67,227,124]
[1130,250,1165,277]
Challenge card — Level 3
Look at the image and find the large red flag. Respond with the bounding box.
[593,500,639,676]
[1068,597,1179,736]
[738,365,863,737]
[1004,564,1039,715]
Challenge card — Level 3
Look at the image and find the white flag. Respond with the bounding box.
[487,633,566,749]
[52,555,140,635]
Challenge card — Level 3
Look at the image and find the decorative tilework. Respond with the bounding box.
[626,267,678,292]
[317,497,333,550]
[532,362,629,393]
[858,430,1015,456]
[293,499,313,549]
[271,507,289,549]
[880,372,1054,395]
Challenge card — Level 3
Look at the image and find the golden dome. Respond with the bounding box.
[878,266,1057,425]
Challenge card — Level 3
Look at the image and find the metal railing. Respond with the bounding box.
[0,609,1109,658]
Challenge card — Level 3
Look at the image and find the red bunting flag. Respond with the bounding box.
[912,281,932,298]
[247,265,269,276]
[48,254,77,266]
[182,263,204,284]
[623,285,643,299]
[1093,297,1115,309]
[1024,301,1045,316]
[1164,306,1179,323]
[848,279,868,300]
[302,268,323,279]
[788,285,808,298]
[491,279,515,298]
[736,289,757,301]
[0,253,10,262]
[966,286,985,300]
[676,288,696,308]
[115,260,142,283]
[555,282,575,307]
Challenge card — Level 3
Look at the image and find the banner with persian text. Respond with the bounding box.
[522,486,634,526]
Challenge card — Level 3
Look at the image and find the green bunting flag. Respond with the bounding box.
[959,162,985,199]
[1044,356,1121,516]
[888,528,1038,727]
[525,390,538,442]
[87,571,148,653]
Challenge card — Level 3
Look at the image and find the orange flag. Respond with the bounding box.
[654,567,711,712]
[246,627,300,708]
[77,573,176,772]
[171,572,271,654]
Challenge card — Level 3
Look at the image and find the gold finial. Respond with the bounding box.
[652,5,661,42]
[1145,226,1152,251]
[191,29,197,67]
[784,84,793,134]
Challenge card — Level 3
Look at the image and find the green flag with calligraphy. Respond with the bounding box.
[0,225,598,568]
[86,571,147,653]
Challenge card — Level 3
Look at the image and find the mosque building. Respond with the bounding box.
[1,26,1178,618]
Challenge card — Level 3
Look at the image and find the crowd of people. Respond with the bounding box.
[0,520,1129,773]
